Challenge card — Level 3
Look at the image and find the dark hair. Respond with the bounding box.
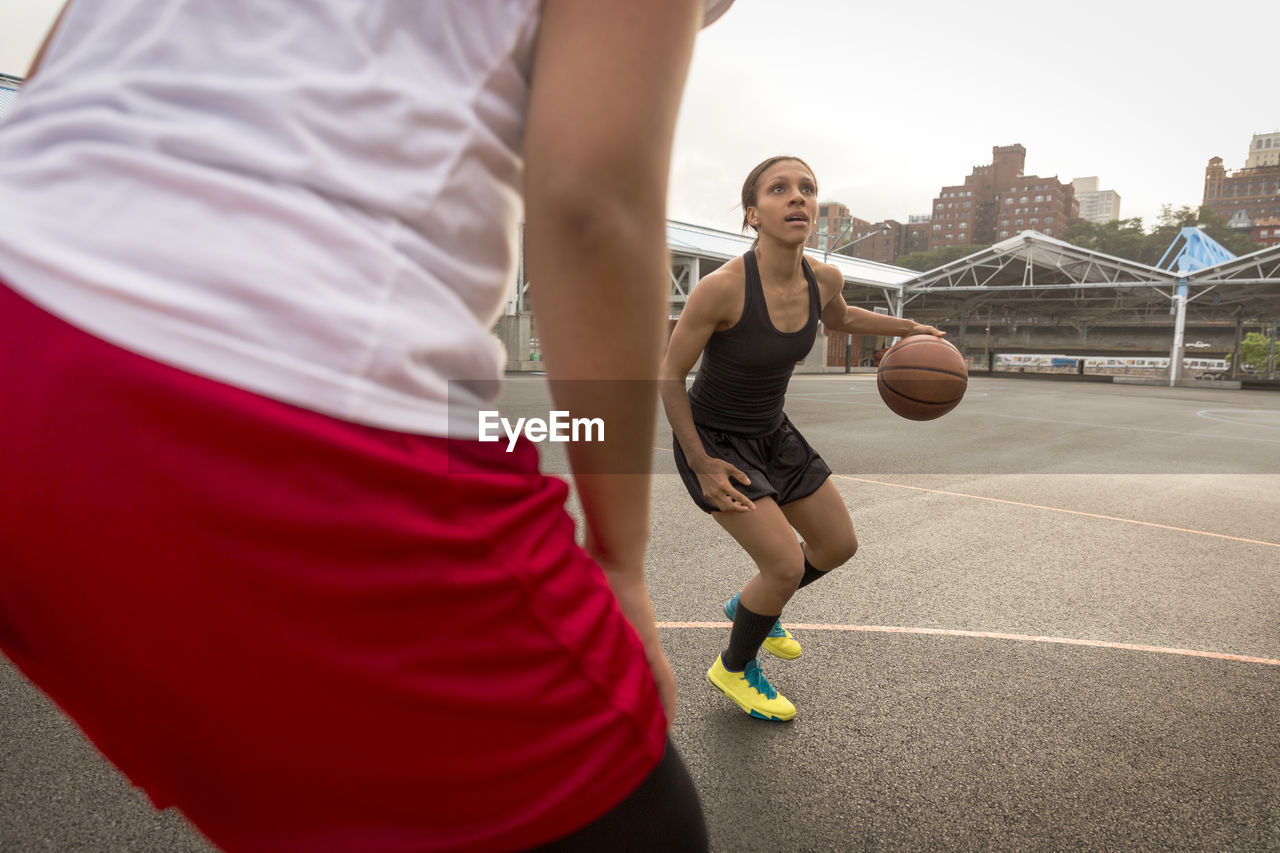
[740,155,818,236]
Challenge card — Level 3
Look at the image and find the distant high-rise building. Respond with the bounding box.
[1203,150,1280,230]
[927,144,1077,250]
[1244,131,1280,169]
[1070,177,1122,224]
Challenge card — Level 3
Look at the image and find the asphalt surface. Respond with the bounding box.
[3,374,1278,851]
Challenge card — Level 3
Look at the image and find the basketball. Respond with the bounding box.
[876,335,968,421]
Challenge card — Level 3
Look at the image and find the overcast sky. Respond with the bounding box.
[5,1,1277,237]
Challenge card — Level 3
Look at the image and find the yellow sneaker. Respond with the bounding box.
[706,655,796,721]
[724,593,802,660]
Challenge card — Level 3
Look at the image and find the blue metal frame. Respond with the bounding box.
[1156,226,1236,273]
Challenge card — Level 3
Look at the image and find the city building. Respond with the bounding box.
[1253,218,1280,249]
[1202,152,1280,230]
[1244,131,1280,169]
[992,176,1077,243]
[801,202,904,264]
[831,220,900,264]
[928,144,1077,251]
[1070,176,1122,223]
[902,216,933,258]
[806,201,865,254]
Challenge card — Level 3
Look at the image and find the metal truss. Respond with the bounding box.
[669,255,700,304]
[902,232,1176,295]
[1192,243,1280,284]
[886,232,1279,327]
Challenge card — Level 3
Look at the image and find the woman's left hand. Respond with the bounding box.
[908,323,946,337]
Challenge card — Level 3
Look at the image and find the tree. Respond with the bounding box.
[1143,205,1262,265]
[1061,205,1264,266]
[894,243,991,272]
[1062,217,1147,261]
[1240,331,1273,372]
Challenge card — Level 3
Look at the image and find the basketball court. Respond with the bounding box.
[2,374,1278,850]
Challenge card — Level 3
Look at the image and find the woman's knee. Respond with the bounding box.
[810,530,858,570]
[758,548,806,590]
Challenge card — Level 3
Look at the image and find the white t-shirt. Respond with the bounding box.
[0,0,733,436]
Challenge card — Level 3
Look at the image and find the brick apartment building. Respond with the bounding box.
[901,217,932,257]
[805,202,905,265]
[1253,218,1280,249]
[1202,150,1280,230]
[837,221,899,264]
[805,143,1082,264]
[927,144,1077,251]
[806,209,913,266]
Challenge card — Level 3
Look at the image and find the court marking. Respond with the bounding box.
[830,474,1280,549]
[654,621,1280,667]
[1197,408,1280,431]
[653,446,1280,549]
[784,393,1280,444]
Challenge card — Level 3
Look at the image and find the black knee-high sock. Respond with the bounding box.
[797,557,829,589]
[722,602,778,672]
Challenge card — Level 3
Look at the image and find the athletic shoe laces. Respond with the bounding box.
[743,660,778,700]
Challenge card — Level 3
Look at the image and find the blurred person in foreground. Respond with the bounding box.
[0,1,733,850]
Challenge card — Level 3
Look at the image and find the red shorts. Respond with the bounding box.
[0,282,665,852]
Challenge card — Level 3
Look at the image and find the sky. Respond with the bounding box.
[5,0,1278,236]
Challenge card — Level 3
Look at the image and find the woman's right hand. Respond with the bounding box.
[694,457,756,512]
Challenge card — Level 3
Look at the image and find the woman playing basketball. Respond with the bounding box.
[659,155,944,721]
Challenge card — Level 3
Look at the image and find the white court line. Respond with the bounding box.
[783,394,1280,444]
[831,474,1280,549]
[654,622,1280,667]
[655,434,1280,668]
[1197,409,1280,431]
[654,446,1280,548]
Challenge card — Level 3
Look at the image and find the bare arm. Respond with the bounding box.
[813,262,944,338]
[658,270,756,512]
[523,0,703,723]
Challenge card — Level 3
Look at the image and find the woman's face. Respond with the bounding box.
[747,160,818,242]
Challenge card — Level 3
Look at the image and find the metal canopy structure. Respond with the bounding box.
[507,220,915,316]
[1184,243,1280,315]
[0,73,21,120]
[513,225,1278,381]
[665,220,912,311]
[1157,225,1237,273]
[863,231,1280,383]
[891,232,1180,325]
[873,231,1280,326]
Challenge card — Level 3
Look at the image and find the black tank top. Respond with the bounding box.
[688,250,821,437]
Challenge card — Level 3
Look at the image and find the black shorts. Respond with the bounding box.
[672,415,832,514]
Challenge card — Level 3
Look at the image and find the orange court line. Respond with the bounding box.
[829,474,1280,549]
[654,621,1280,667]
